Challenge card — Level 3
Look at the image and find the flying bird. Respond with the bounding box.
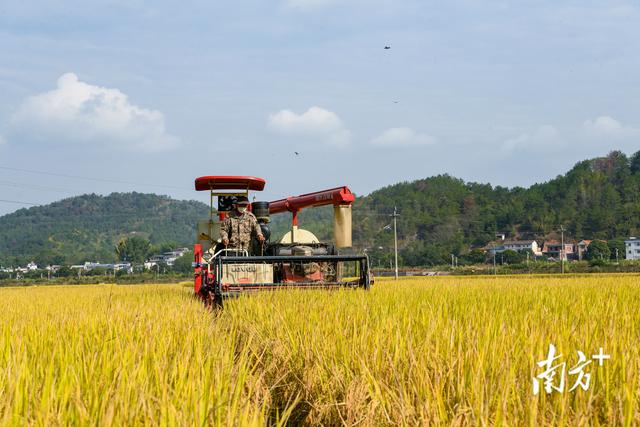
[384,46,391,50]
[393,101,399,104]
[294,151,300,155]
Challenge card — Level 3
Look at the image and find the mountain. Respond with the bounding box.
[272,150,640,266]
[0,193,209,266]
[2,150,639,267]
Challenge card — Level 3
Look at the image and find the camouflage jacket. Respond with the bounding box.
[220,211,263,250]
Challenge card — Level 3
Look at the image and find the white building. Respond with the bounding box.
[146,247,190,268]
[71,262,102,271]
[12,262,39,274]
[625,237,640,260]
[70,262,132,272]
[489,240,541,256]
[114,263,133,273]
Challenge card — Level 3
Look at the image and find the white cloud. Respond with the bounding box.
[582,116,640,138]
[369,127,435,147]
[8,73,179,151]
[268,106,352,147]
[268,106,342,133]
[502,125,563,151]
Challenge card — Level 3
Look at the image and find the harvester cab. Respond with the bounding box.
[193,176,371,307]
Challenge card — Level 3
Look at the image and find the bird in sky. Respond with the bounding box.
[294,151,300,155]
[384,46,391,50]
[393,101,399,104]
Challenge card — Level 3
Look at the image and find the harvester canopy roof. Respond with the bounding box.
[194,176,266,192]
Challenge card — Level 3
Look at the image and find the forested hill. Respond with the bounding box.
[2,151,639,267]
[282,150,640,266]
[0,193,209,266]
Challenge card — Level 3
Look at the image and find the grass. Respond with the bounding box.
[1,275,640,425]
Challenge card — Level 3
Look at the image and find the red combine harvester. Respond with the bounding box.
[193,176,371,307]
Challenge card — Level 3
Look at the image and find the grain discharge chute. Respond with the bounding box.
[193,176,371,307]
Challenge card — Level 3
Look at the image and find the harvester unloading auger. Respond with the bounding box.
[192,176,372,307]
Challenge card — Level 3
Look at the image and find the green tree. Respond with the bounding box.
[87,267,107,276]
[172,251,194,274]
[0,192,208,267]
[607,239,626,261]
[115,236,151,263]
[149,241,179,256]
[52,254,66,265]
[461,249,486,264]
[501,250,524,264]
[630,150,640,174]
[585,240,611,261]
[56,266,74,277]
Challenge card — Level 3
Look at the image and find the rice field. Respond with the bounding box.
[1,274,640,426]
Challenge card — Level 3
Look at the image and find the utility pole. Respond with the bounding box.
[391,206,400,280]
[560,225,565,274]
[451,254,455,268]
[493,249,497,275]
[616,248,619,264]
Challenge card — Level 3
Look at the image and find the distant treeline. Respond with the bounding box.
[0,193,208,266]
[274,150,640,267]
[2,151,639,268]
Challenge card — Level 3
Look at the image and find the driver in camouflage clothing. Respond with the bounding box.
[220,196,265,251]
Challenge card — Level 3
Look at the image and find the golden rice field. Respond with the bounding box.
[2,274,640,426]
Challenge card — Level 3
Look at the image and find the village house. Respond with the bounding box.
[10,262,40,274]
[576,240,592,261]
[542,240,575,261]
[488,240,541,256]
[626,237,640,260]
[1,263,36,274]
[70,262,132,273]
[145,247,190,269]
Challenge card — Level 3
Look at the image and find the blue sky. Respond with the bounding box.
[1,0,639,215]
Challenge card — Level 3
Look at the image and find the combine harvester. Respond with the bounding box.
[193,176,371,307]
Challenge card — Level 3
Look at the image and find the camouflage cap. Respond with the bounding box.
[234,196,250,205]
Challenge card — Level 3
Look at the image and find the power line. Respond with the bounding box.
[0,165,190,192]
[0,199,39,206]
